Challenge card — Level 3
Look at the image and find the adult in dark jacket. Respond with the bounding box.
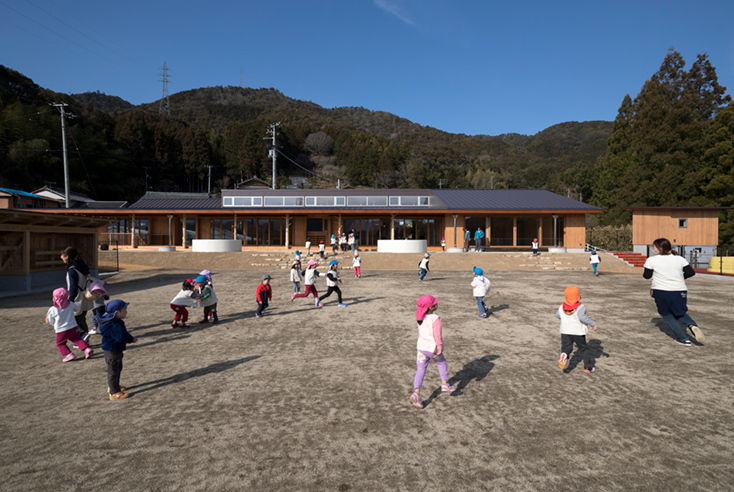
[61,246,93,340]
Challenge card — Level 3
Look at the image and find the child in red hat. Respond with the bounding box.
[556,286,599,373]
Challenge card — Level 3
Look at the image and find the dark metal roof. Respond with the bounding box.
[127,189,600,212]
[431,189,601,211]
[128,198,222,210]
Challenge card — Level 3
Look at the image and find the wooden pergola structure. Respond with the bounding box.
[0,210,111,294]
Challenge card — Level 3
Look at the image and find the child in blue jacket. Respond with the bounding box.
[100,299,138,400]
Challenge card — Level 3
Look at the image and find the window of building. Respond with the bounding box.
[223,196,263,207]
[389,196,430,206]
[679,218,688,228]
[210,219,233,239]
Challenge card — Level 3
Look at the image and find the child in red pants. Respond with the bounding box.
[46,288,93,362]
[169,279,200,329]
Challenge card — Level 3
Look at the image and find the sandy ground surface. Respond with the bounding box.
[1,266,733,491]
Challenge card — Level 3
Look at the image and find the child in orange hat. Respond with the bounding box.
[555,286,599,373]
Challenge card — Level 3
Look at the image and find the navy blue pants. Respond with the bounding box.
[653,290,696,342]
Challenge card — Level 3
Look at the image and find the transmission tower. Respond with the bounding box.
[265,122,281,190]
[158,61,171,115]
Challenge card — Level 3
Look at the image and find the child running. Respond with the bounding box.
[319,259,346,307]
[418,253,431,281]
[46,287,94,362]
[290,261,302,293]
[291,260,323,307]
[352,252,362,278]
[470,267,491,318]
[99,299,138,400]
[195,275,219,323]
[255,274,272,318]
[556,286,599,373]
[170,279,200,329]
[589,251,601,276]
[410,295,455,409]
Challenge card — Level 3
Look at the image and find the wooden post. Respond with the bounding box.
[182,215,188,249]
[131,214,137,248]
[390,214,396,240]
[512,216,517,247]
[285,213,290,249]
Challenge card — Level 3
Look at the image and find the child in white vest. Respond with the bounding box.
[556,286,599,373]
[409,295,455,409]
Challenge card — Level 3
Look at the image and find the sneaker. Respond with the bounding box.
[89,328,99,335]
[170,323,179,329]
[479,313,488,318]
[675,339,692,346]
[441,383,456,393]
[337,303,347,307]
[198,319,209,324]
[72,344,79,349]
[107,386,127,394]
[109,392,128,400]
[689,325,705,343]
[62,353,76,362]
[212,315,219,324]
[584,367,596,374]
[179,323,190,329]
[84,348,94,359]
[558,353,568,370]
[410,392,423,409]
[255,314,260,318]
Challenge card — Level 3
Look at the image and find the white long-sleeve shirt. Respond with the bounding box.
[46,304,81,333]
[290,268,302,282]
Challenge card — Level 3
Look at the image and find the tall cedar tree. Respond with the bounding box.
[593,49,731,225]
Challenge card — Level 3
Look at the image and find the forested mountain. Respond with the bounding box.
[1,48,732,242]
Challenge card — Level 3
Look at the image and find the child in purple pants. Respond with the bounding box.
[410,295,455,409]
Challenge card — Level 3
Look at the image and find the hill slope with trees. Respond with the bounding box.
[1,47,732,242]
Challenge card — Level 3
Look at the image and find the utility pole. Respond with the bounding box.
[438,179,443,189]
[52,103,70,208]
[206,165,213,195]
[265,122,281,190]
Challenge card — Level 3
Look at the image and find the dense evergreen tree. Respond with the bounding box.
[593,49,731,226]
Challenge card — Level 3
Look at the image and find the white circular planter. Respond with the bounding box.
[192,239,242,252]
[548,247,568,253]
[377,239,427,253]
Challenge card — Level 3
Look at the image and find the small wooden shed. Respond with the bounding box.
[0,209,110,294]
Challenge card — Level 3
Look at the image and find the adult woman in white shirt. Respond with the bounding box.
[643,238,704,346]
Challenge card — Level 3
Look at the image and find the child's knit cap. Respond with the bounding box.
[473,266,483,276]
[564,286,580,304]
[416,294,438,321]
[52,288,70,309]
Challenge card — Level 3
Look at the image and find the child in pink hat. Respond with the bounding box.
[45,287,94,362]
[410,295,455,409]
[291,259,323,307]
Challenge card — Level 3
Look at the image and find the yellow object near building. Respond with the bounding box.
[708,257,734,274]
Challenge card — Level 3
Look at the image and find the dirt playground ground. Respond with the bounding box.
[1,260,733,491]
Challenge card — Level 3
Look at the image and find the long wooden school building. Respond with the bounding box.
[34,189,602,253]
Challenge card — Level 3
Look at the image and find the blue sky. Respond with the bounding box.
[1,0,732,136]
